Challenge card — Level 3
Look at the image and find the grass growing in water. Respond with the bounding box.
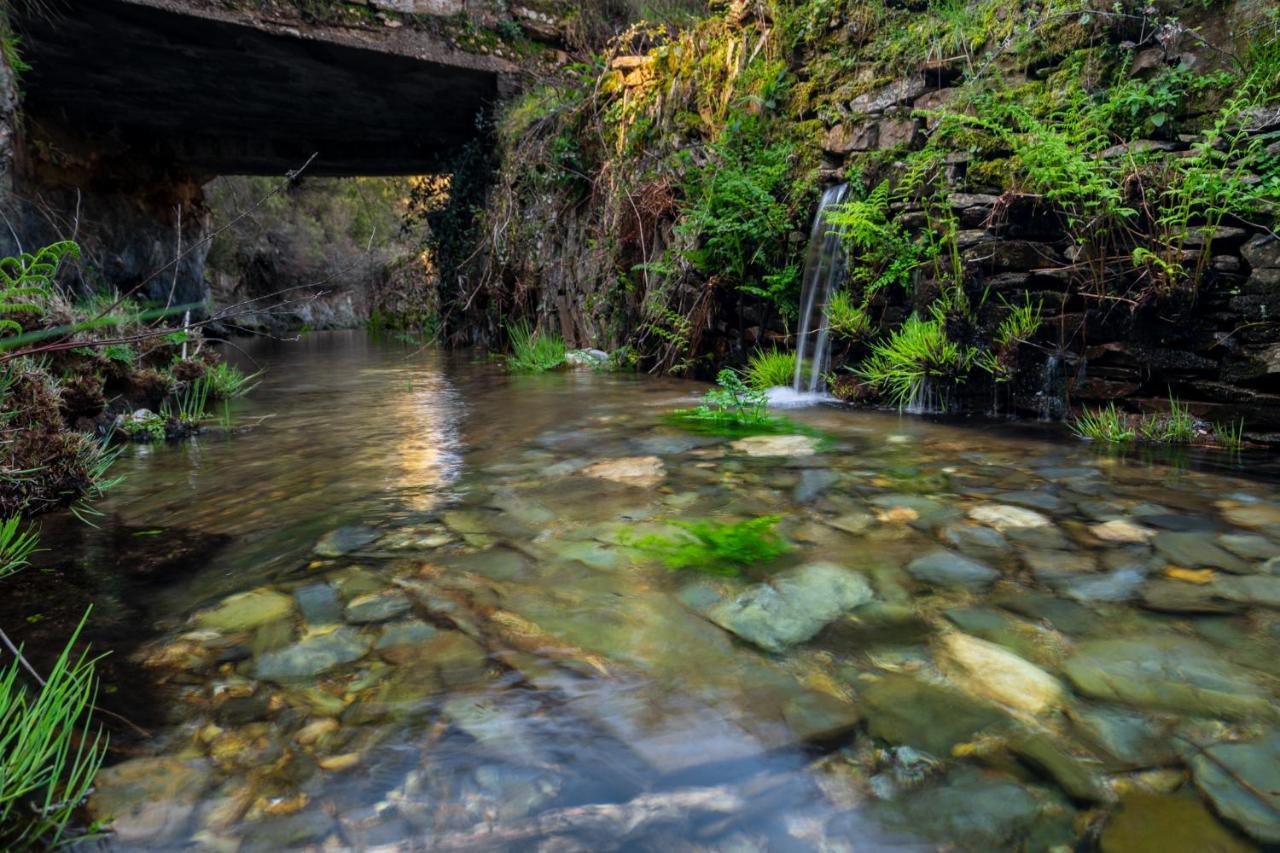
[1215,419,1246,451]
[627,515,790,576]
[1138,396,1198,444]
[1071,403,1136,443]
[0,520,106,849]
[744,350,801,390]
[506,321,567,373]
[203,363,261,399]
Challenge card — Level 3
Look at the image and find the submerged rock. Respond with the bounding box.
[1067,705,1177,770]
[1100,792,1255,853]
[905,549,999,590]
[969,504,1051,531]
[1153,532,1251,574]
[254,627,372,683]
[344,590,411,624]
[1181,732,1280,843]
[729,434,819,457]
[1062,637,1275,719]
[88,757,214,844]
[294,583,342,626]
[313,525,379,557]
[873,767,1056,849]
[704,562,874,653]
[781,691,862,743]
[1090,519,1155,544]
[862,673,1007,757]
[195,588,295,633]
[937,631,1064,714]
[581,456,666,487]
[1009,731,1110,802]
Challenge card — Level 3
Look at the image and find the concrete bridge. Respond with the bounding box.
[1,0,565,303]
[15,0,528,175]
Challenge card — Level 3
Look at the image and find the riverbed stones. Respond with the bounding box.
[195,588,295,633]
[581,456,665,487]
[905,549,999,590]
[313,526,379,557]
[1008,731,1109,802]
[729,434,819,457]
[969,504,1051,531]
[1181,732,1280,843]
[703,562,874,653]
[1220,502,1280,531]
[254,627,372,683]
[423,631,490,687]
[88,757,214,843]
[873,766,1049,849]
[862,673,1007,756]
[1067,705,1177,769]
[1218,532,1280,560]
[294,583,342,625]
[344,590,411,624]
[782,691,862,743]
[1152,532,1251,573]
[937,631,1065,714]
[1091,519,1155,544]
[1062,637,1275,719]
[1100,792,1255,853]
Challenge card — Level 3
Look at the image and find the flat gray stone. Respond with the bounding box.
[1153,532,1251,574]
[705,562,874,653]
[906,549,999,590]
[254,627,372,682]
[1182,732,1280,843]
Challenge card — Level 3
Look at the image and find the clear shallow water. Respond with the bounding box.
[19,331,1280,851]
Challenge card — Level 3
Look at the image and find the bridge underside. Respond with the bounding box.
[15,0,509,176]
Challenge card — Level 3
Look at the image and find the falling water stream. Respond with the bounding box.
[785,183,849,400]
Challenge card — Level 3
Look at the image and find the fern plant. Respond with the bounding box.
[0,242,79,336]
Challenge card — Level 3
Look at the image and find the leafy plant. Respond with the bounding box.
[1071,403,1136,443]
[826,181,934,297]
[0,242,79,336]
[824,290,871,340]
[506,320,567,373]
[627,515,790,575]
[744,350,801,390]
[856,308,975,409]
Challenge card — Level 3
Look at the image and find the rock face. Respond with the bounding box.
[703,562,874,652]
[1063,637,1275,719]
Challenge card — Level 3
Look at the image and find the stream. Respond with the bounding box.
[21,331,1280,851]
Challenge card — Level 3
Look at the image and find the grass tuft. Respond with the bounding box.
[744,350,801,390]
[506,321,567,373]
[1071,403,1136,443]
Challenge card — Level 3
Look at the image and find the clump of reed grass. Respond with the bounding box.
[506,321,567,373]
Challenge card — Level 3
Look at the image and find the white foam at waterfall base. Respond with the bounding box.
[765,386,833,409]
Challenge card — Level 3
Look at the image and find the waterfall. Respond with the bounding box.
[790,183,849,395]
[1037,353,1066,421]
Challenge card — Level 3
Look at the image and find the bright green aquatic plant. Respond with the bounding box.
[627,515,790,576]
[1070,403,1136,443]
[0,520,106,849]
[823,290,871,341]
[856,308,975,409]
[202,362,261,399]
[1214,419,1246,451]
[506,320,567,373]
[666,369,815,437]
[1138,396,1198,445]
[744,350,802,390]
